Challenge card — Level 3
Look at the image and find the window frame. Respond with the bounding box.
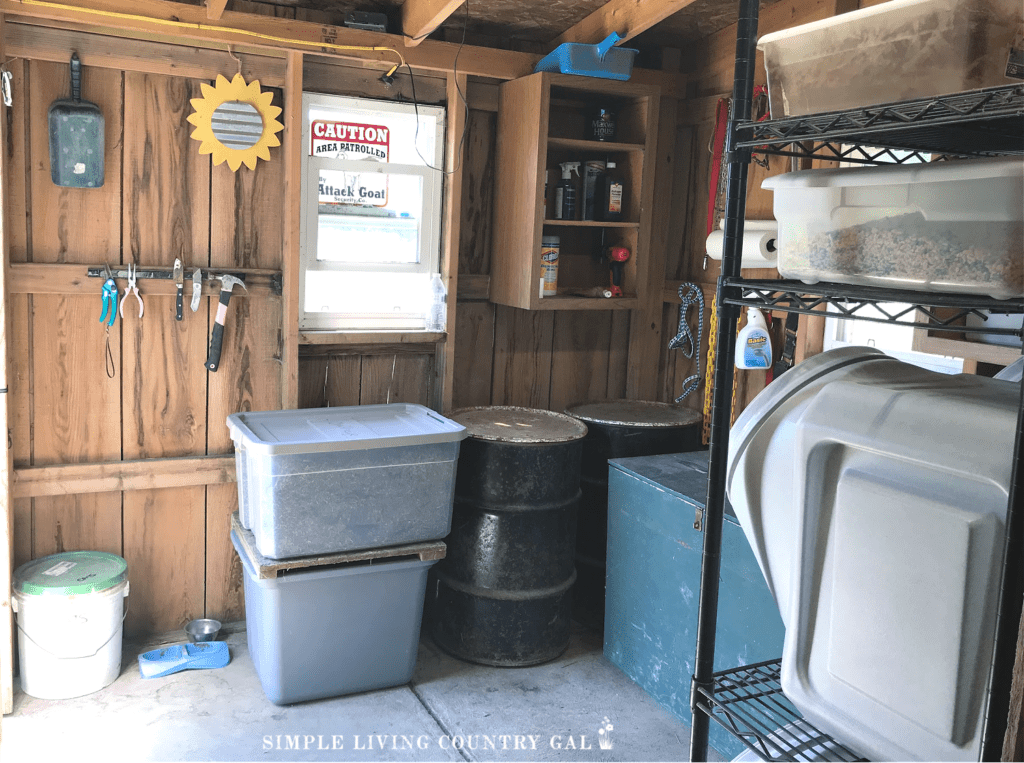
[299,92,445,332]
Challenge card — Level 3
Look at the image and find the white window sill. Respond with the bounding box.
[299,330,445,346]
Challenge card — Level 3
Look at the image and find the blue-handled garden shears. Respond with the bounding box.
[99,263,117,326]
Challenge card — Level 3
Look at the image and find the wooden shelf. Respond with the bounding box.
[546,137,645,153]
[532,295,639,310]
[490,71,660,311]
[542,220,640,228]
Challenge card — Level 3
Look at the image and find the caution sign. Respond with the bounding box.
[312,120,390,207]
[311,120,390,160]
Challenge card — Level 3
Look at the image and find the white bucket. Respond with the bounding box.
[13,567,129,700]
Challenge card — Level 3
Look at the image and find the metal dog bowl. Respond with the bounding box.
[185,618,222,643]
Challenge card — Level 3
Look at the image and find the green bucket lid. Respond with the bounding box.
[13,551,128,596]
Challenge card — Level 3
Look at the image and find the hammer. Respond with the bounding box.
[204,274,247,372]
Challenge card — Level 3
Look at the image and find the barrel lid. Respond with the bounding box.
[13,551,128,596]
[566,400,702,428]
[452,406,587,443]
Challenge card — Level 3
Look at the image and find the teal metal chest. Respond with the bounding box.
[604,451,785,759]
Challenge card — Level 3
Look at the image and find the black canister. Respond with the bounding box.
[427,407,587,667]
[587,105,617,142]
[564,400,703,629]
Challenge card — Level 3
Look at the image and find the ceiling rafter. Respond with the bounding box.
[552,0,701,46]
[206,0,228,21]
[401,0,465,47]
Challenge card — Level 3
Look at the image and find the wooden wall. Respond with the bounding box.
[450,106,634,414]
[6,56,284,635]
[0,0,891,644]
[657,0,862,422]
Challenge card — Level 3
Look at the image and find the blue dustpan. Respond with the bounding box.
[138,641,230,679]
[535,32,638,81]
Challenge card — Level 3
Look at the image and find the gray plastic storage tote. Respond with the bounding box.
[227,404,466,560]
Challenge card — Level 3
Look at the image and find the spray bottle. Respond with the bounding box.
[554,162,581,221]
[735,307,773,369]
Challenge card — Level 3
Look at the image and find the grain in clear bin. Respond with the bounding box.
[227,404,466,560]
[763,157,1024,299]
[758,0,1024,118]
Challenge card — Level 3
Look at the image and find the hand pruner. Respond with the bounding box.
[99,263,117,326]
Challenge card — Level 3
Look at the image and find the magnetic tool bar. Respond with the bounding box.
[86,268,282,295]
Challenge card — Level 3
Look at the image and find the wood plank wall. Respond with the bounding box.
[0,0,902,643]
[659,0,861,420]
[6,54,285,635]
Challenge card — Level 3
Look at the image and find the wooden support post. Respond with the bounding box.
[435,72,467,414]
[0,11,14,715]
[626,53,679,401]
[281,50,302,409]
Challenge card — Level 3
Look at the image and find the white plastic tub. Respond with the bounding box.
[763,157,1024,299]
[12,552,130,699]
[758,0,1023,117]
[227,404,466,560]
[727,347,1020,761]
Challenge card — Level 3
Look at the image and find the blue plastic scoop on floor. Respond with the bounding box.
[138,642,230,679]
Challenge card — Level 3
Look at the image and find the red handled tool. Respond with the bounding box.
[608,246,630,297]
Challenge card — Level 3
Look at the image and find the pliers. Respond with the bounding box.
[99,263,118,326]
[119,263,144,319]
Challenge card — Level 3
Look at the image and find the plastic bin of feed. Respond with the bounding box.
[758,0,1024,118]
[763,157,1024,299]
[227,404,466,560]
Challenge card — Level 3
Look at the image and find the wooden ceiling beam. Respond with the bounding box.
[206,0,228,21]
[0,0,686,94]
[552,0,700,46]
[401,0,464,47]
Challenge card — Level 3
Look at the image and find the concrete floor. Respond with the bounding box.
[3,622,726,763]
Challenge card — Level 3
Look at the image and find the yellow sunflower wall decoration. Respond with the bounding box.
[188,74,284,171]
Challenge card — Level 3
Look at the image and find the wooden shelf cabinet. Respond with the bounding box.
[490,72,660,310]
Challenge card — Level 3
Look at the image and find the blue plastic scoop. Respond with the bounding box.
[138,641,230,679]
[534,32,639,81]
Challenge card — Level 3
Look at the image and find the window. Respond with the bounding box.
[300,93,445,331]
[822,304,964,374]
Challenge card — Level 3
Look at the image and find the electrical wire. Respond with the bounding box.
[406,0,470,176]
[18,0,406,77]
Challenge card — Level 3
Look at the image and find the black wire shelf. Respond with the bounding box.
[735,85,1024,164]
[722,278,1024,336]
[693,659,865,762]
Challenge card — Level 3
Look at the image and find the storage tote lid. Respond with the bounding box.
[14,551,128,596]
[227,403,466,455]
[762,156,1022,190]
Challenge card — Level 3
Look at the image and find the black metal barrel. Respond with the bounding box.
[565,400,703,629]
[427,407,587,667]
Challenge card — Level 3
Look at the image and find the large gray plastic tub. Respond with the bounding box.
[232,529,438,705]
[227,404,466,560]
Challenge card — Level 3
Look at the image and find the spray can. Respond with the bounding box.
[582,160,606,221]
[541,236,559,297]
[554,162,581,220]
[735,307,773,369]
